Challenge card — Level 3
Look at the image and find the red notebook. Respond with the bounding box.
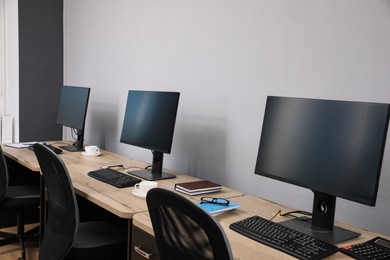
[175,180,222,195]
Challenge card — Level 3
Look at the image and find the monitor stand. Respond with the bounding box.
[60,132,84,152]
[280,192,360,244]
[280,218,360,244]
[128,151,176,181]
[129,169,176,181]
[60,144,84,152]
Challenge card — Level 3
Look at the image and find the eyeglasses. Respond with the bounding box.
[200,197,230,206]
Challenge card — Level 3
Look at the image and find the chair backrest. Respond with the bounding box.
[0,146,9,204]
[146,188,233,260]
[33,143,79,260]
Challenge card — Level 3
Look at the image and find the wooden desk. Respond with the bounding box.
[1,141,244,259]
[2,141,243,217]
[132,195,390,259]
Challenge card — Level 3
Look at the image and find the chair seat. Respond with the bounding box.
[65,221,127,259]
[2,185,40,209]
[73,221,127,249]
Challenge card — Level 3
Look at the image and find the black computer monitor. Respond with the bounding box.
[120,90,180,181]
[255,96,390,244]
[56,85,91,152]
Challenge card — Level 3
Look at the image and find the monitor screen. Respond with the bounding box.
[56,85,90,151]
[255,96,390,243]
[120,90,180,180]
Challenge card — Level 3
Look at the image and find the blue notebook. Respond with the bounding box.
[196,201,240,214]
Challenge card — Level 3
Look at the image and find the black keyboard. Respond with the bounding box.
[28,143,62,154]
[88,168,141,188]
[340,237,390,260]
[230,215,339,260]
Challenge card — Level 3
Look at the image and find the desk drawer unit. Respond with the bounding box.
[131,225,160,260]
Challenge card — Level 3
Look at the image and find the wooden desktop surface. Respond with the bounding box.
[133,195,390,259]
[1,141,244,219]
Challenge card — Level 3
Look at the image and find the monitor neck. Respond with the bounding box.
[312,191,336,230]
[151,151,163,174]
[75,129,84,150]
[126,150,176,181]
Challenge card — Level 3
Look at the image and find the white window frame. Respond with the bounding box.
[1,0,19,142]
[0,0,5,115]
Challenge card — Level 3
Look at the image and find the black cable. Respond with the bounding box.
[69,128,78,146]
[269,210,281,221]
[280,210,312,221]
[280,210,312,217]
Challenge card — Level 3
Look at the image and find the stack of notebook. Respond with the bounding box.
[174,180,222,195]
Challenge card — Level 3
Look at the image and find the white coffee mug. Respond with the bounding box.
[134,181,158,194]
[84,145,100,155]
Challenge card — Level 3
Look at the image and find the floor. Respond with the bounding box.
[0,225,39,260]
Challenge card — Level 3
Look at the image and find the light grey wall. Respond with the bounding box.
[64,0,390,235]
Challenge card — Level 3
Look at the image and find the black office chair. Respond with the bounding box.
[0,146,40,260]
[33,143,127,260]
[146,188,233,260]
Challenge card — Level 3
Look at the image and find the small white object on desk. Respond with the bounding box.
[81,151,101,157]
[1,115,13,143]
[82,145,101,156]
[132,181,158,199]
[84,145,100,154]
[4,142,37,149]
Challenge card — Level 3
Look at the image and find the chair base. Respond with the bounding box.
[0,225,39,260]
